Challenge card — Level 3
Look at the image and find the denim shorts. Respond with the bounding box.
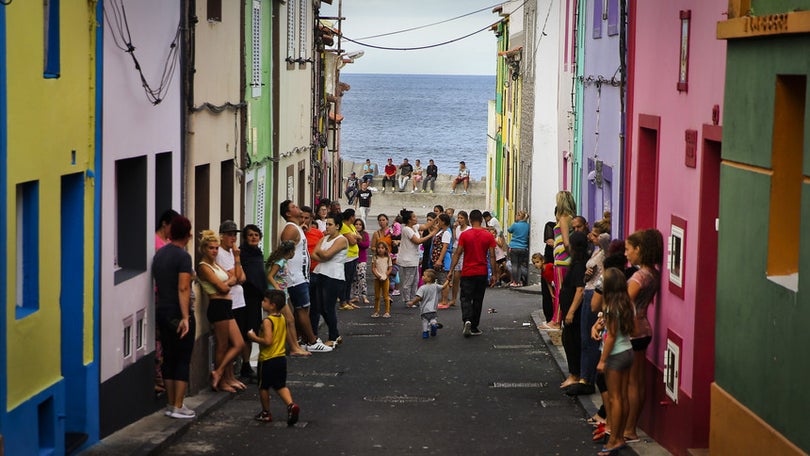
[287,282,311,309]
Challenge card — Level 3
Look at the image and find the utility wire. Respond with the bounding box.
[356,2,504,40]
[339,22,496,51]
[339,0,528,51]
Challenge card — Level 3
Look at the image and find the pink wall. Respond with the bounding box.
[628,0,726,397]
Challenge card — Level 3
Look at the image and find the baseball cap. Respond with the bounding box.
[219,220,240,233]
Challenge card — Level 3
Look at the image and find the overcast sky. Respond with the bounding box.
[320,1,502,75]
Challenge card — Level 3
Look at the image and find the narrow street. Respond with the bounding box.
[157,285,600,455]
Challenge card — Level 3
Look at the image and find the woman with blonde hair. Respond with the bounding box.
[540,191,576,330]
[197,230,245,392]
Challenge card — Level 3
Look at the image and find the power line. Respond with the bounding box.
[339,22,496,51]
[355,2,504,40]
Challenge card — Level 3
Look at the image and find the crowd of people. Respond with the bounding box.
[343,158,472,196]
[151,189,664,453]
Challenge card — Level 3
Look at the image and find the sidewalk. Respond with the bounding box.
[512,284,672,456]
[79,389,232,455]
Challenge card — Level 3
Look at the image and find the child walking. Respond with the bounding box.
[407,269,449,339]
[371,242,393,318]
[247,289,300,426]
[593,267,635,455]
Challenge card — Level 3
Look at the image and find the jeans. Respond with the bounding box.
[509,248,529,285]
[579,289,600,383]
[397,176,410,192]
[382,175,396,191]
[345,187,358,205]
[422,175,436,191]
[342,258,358,303]
[311,274,342,342]
[460,275,488,330]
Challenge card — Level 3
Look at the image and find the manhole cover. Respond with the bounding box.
[489,382,544,388]
[363,395,436,403]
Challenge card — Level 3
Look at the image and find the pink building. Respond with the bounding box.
[624,0,726,453]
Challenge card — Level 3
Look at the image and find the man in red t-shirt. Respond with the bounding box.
[382,158,397,193]
[448,210,496,337]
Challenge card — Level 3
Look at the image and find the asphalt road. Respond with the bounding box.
[157,285,603,456]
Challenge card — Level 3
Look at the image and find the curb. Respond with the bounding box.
[80,388,234,455]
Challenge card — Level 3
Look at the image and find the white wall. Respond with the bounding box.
[101,0,182,381]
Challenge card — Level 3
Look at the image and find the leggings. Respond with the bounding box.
[374,278,390,313]
[552,264,568,323]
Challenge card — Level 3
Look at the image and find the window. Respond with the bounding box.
[256,173,266,232]
[44,0,60,78]
[207,0,222,22]
[677,10,691,92]
[221,159,234,222]
[668,215,686,298]
[135,309,145,352]
[664,337,680,403]
[16,181,40,319]
[155,152,173,225]
[114,156,147,284]
[122,316,133,362]
[251,0,262,97]
[287,0,297,61]
[767,75,805,291]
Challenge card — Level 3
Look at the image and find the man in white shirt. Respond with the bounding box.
[215,220,251,377]
[482,211,502,236]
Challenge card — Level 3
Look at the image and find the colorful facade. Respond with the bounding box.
[244,0,276,253]
[624,0,727,453]
[1,2,100,453]
[99,0,184,437]
[576,0,623,233]
[712,1,810,454]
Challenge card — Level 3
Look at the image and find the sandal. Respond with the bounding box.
[382,313,390,318]
[371,313,380,318]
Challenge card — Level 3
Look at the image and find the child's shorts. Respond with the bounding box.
[258,356,287,390]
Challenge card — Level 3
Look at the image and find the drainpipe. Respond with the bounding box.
[271,0,281,242]
[618,0,627,237]
[239,0,246,225]
[181,0,196,215]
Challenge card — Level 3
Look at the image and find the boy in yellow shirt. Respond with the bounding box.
[247,289,300,425]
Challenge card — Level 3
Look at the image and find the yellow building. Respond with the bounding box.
[1,2,99,454]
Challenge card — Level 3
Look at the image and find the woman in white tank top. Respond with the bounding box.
[311,214,349,347]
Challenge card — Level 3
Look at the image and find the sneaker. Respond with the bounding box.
[164,405,175,417]
[391,290,401,296]
[470,328,483,336]
[422,331,430,339]
[421,190,426,193]
[306,339,333,353]
[430,323,438,337]
[254,410,272,422]
[450,190,455,194]
[565,382,596,396]
[169,405,196,419]
[462,191,468,195]
[463,321,472,337]
[411,190,415,193]
[287,403,300,426]
[429,190,433,194]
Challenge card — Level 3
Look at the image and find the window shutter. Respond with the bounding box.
[607,0,619,36]
[287,0,297,60]
[299,0,308,61]
[251,1,262,97]
[593,0,603,39]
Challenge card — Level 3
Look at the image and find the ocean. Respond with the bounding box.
[338,73,495,180]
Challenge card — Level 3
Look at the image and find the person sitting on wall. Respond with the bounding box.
[362,159,376,184]
[344,172,359,205]
[397,158,413,192]
[382,158,397,193]
[450,161,470,195]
